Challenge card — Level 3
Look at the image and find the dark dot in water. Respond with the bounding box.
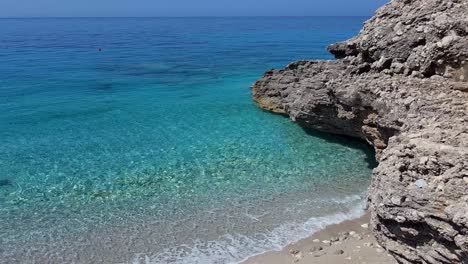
[180,94,200,99]
[93,83,113,91]
[0,179,12,187]
[126,70,157,77]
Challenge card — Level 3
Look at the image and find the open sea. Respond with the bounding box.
[0,17,374,263]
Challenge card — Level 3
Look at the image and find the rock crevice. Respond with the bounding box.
[251,0,468,263]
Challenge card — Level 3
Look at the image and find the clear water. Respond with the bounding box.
[0,17,374,263]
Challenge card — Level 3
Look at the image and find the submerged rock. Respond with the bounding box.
[0,179,11,187]
[251,0,468,263]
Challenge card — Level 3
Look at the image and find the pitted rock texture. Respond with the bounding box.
[251,0,468,263]
[327,0,468,81]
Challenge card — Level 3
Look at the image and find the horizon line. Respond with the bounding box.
[0,15,371,19]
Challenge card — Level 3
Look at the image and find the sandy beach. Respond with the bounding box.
[242,213,396,264]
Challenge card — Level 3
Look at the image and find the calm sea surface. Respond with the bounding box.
[0,17,374,263]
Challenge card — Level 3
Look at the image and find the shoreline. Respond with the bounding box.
[242,212,396,264]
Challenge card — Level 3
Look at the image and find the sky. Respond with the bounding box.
[0,0,389,18]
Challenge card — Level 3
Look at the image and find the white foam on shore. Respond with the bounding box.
[131,196,366,264]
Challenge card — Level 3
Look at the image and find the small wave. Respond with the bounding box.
[131,197,366,264]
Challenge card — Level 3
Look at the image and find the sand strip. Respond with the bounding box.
[242,213,396,264]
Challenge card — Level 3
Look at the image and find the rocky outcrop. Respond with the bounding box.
[251,0,468,263]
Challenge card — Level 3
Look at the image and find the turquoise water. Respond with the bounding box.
[0,17,374,263]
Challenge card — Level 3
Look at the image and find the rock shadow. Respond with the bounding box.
[301,127,378,170]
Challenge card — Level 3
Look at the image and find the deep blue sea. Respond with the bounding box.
[0,17,374,263]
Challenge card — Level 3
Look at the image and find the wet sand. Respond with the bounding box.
[242,213,397,264]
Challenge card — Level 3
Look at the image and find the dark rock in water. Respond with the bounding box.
[93,82,113,91]
[180,94,200,99]
[251,0,468,263]
[0,179,12,187]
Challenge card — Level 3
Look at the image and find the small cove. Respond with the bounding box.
[0,17,374,263]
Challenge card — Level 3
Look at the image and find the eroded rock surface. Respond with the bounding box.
[251,0,468,263]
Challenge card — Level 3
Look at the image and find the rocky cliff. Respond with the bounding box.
[251,0,468,263]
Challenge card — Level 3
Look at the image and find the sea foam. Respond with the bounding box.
[132,196,366,264]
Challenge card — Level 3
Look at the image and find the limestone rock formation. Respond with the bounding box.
[251,0,468,263]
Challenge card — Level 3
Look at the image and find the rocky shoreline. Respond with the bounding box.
[251,0,468,263]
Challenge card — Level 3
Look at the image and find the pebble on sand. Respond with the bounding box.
[288,249,300,256]
[310,246,323,252]
[333,249,345,255]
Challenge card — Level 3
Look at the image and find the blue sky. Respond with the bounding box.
[0,0,389,17]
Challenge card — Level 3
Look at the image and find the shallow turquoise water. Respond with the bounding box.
[0,17,374,263]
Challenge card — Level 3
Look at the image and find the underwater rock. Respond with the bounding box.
[0,179,11,187]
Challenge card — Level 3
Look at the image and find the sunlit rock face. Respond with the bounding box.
[252,0,468,263]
